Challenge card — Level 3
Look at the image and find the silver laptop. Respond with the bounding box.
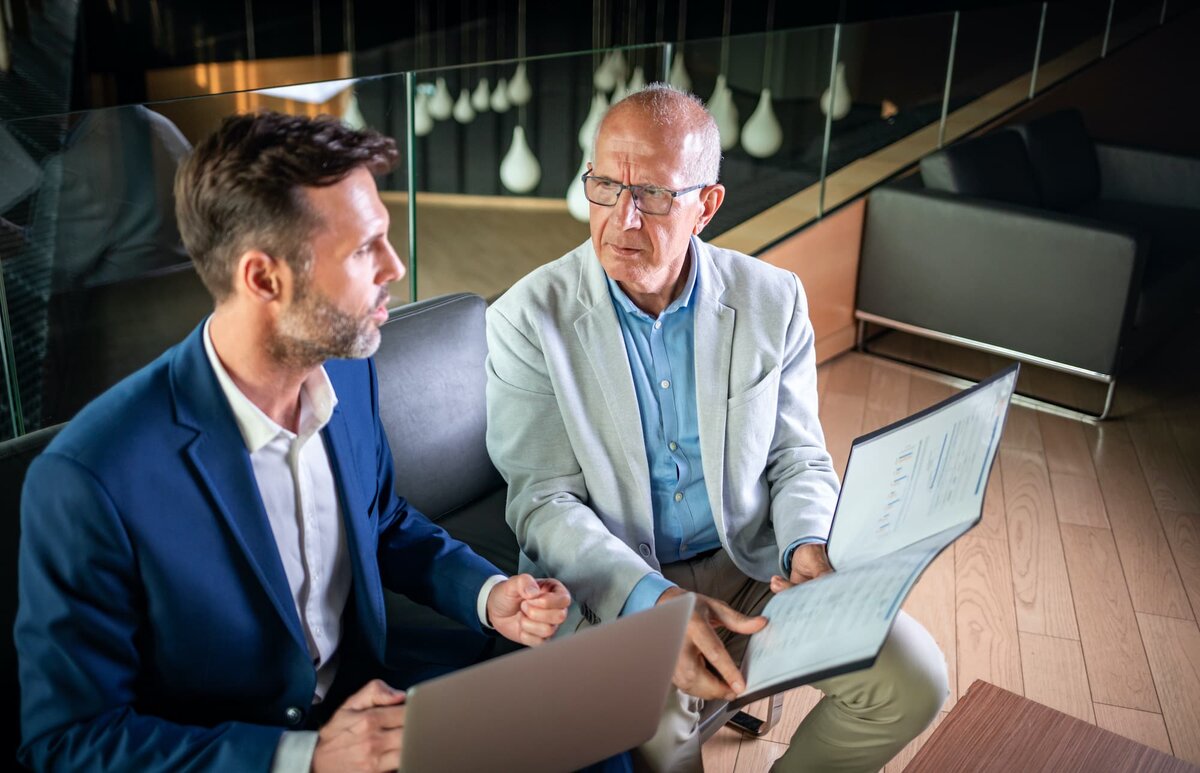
[401,594,695,773]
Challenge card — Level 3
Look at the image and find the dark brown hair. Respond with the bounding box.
[175,111,399,301]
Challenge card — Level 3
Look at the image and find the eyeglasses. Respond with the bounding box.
[581,174,711,216]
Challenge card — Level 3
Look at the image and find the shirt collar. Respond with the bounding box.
[606,238,700,323]
[202,318,339,453]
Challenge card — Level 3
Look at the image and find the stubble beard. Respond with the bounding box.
[269,283,387,369]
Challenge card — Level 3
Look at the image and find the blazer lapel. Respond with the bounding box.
[170,323,308,655]
[574,249,653,514]
[692,241,735,534]
[321,404,387,656]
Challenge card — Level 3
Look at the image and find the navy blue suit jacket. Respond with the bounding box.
[15,322,502,771]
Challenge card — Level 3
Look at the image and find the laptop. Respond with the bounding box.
[401,593,695,773]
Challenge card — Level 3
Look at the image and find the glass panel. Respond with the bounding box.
[0,74,410,430]
[683,25,838,238]
[1037,0,1110,93]
[407,48,626,302]
[822,13,955,208]
[943,3,1043,143]
[1108,0,1164,50]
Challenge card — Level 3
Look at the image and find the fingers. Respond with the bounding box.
[769,574,794,594]
[674,641,741,701]
[524,578,571,609]
[687,615,745,698]
[339,679,406,712]
[706,597,767,636]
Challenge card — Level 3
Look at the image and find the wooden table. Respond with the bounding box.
[904,680,1198,772]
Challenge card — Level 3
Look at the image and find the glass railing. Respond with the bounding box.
[0,0,1186,440]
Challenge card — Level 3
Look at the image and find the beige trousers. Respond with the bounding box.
[635,549,948,773]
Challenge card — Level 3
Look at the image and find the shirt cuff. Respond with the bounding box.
[782,537,829,576]
[620,572,676,617]
[477,574,508,629]
[271,730,319,773]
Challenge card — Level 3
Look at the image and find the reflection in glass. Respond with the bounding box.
[1038,0,1109,93]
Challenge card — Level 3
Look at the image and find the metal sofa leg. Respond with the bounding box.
[726,692,786,737]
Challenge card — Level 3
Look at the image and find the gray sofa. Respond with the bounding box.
[857,109,1200,417]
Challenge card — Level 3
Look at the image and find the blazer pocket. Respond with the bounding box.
[727,366,781,410]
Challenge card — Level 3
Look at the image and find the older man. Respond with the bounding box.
[17,112,571,773]
[486,85,947,771]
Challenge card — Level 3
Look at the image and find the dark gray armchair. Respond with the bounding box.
[857,109,1200,418]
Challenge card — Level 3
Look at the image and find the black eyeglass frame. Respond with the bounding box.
[579,173,713,215]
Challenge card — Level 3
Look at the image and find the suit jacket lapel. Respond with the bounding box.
[321,405,387,656]
[692,241,735,534]
[170,323,308,655]
[574,248,653,514]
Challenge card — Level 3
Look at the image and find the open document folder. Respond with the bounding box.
[731,364,1019,710]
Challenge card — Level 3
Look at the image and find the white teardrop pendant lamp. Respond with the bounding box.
[566,156,591,222]
[471,78,490,112]
[507,62,532,106]
[742,89,782,157]
[669,0,691,92]
[669,51,691,92]
[453,88,475,123]
[708,75,739,151]
[491,78,511,112]
[820,61,852,120]
[500,0,539,195]
[501,126,541,193]
[578,91,608,151]
[343,90,367,130]
[627,65,646,93]
[740,0,782,158]
[429,76,453,120]
[612,78,628,104]
[710,0,738,151]
[594,51,617,93]
[413,90,434,136]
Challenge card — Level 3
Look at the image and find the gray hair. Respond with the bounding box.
[592,82,722,185]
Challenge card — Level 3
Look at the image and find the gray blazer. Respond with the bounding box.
[485,237,839,632]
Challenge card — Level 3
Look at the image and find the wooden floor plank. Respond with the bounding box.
[1128,411,1200,515]
[1059,524,1159,712]
[1019,632,1095,723]
[907,375,957,414]
[732,738,788,772]
[902,546,959,711]
[1157,509,1200,628]
[1136,613,1200,765]
[976,460,1008,542]
[955,533,1024,696]
[1093,703,1174,756]
[861,361,912,434]
[1002,448,1079,640]
[1039,413,1098,478]
[1050,471,1110,529]
[701,726,743,772]
[1000,405,1043,454]
[1090,436,1194,621]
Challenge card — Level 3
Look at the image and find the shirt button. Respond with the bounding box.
[285,706,304,726]
[654,320,662,330]
[660,379,670,389]
[638,542,652,558]
[674,492,684,502]
[669,441,678,451]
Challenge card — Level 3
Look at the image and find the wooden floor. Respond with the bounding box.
[703,322,1200,771]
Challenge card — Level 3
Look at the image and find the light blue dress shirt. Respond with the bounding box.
[608,243,823,617]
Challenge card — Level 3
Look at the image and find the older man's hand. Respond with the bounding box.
[656,586,766,702]
[487,574,571,647]
[769,542,834,594]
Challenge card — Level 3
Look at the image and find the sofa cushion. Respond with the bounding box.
[919,131,1041,207]
[375,293,505,521]
[1011,109,1101,211]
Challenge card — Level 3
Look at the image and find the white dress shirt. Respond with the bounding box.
[202,321,504,771]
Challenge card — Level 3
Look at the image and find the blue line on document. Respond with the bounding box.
[975,416,1001,495]
[930,434,948,490]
